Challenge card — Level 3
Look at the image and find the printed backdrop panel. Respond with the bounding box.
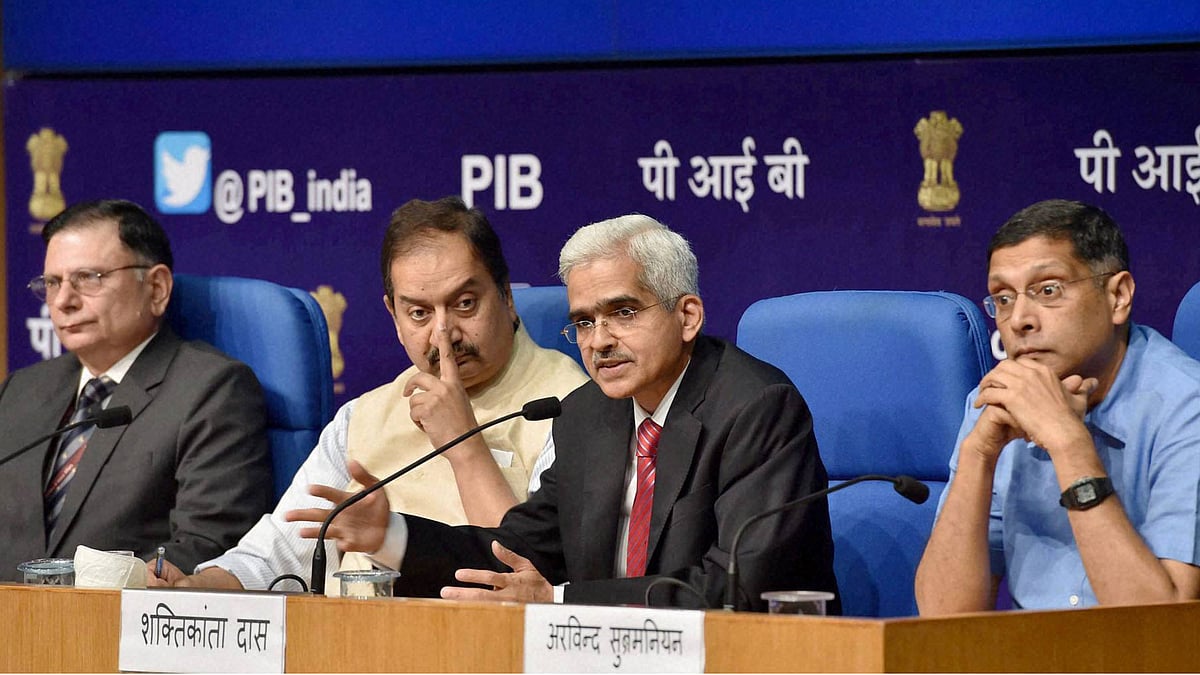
[7,49,1200,403]
[7,1,1198,71]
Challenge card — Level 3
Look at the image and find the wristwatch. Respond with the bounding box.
[1059,476,1115,510]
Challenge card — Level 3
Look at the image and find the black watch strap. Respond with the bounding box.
[1059,476,1115,510]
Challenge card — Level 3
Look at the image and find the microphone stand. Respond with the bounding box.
[0,406,133,469]
[723,473,929,611]
[308,398,560,595]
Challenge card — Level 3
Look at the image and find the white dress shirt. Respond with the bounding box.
[75,332,155,396]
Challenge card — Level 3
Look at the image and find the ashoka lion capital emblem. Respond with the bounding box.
[27,127,69,221]
[311,285,347,382]
[914,111,963,212]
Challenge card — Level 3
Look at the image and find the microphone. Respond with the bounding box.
[94,406,134,429]
[307,396,562,595]
[723,473,929,611]
[0,405,133,470]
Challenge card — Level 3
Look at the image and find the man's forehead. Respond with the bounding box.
[569,292,645,316]
[566,257,651,302]
[50,218,121,243]
[45,221,127,265]
[988,259,1076,282]
[987,238,1084,281]
[393,231,480,264]
[393,272,490,303]
[390,237,493,291]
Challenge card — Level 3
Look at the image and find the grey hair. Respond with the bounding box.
[558,214,699,306]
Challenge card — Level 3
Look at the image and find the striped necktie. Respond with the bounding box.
[44,375,116,535]
[626,418,661,578]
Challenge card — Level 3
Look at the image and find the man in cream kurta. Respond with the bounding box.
[338,324,585,570]
[188,324,583,593]
[148,196,587,593]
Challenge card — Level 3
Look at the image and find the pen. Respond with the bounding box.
[155,546,166,578]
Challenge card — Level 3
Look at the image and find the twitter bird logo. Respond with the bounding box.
[155,132,212,214]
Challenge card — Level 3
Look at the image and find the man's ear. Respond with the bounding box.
[1108,271,1135,325]
[382,294,408,347]
[677,294,704,342]
[502,283,519,330]
[147,265,173,317]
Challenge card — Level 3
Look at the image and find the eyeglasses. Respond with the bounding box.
[982,272,1115,319]
[561,296,681,344]
[28,265,152,301]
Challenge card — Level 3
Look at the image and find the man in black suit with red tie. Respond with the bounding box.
[294,214,837,611]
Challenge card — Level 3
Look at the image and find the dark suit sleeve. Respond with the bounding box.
[565,383,837,612]
[396,455,570,597]
[167,360,272,570]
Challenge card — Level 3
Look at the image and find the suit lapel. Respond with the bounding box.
[27,358,82,475]
[49,330,178,553]
[579,398,633,578]
[12,357,81,548]
[29,359,82,436]
[646,337,720,569]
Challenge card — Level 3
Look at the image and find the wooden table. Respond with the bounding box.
[1,584,1197,672]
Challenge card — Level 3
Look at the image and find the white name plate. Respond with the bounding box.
[524,604,704,673]
[118,589,286,673]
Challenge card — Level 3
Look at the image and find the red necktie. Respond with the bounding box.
[626,418,661,577]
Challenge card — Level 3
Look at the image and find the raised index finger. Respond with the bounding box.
[436,322,461,384]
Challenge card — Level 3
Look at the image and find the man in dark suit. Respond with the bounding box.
[0,200,271,580]
[293,214,837,611]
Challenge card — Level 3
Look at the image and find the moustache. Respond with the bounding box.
[427,341,481,366]
[592,349,634,367]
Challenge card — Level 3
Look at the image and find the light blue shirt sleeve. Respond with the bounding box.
[1123,374,1200,566]
[937,386,1008,577]
[952,326,1200,609]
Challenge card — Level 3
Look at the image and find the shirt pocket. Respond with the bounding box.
[489,448,514,467]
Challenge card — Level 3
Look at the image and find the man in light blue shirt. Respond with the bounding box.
[916,199,1200,613]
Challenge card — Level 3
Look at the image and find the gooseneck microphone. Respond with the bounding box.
[0,405,133,470]
[307,396,562,595]
[723,473,929,611]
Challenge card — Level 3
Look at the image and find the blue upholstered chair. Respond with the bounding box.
[166,274,335,504]
[736,290,994,616]
[511,285,584,368]
[1173,280,1200,361]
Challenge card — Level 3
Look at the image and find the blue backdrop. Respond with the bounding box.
[7,48,1200,403]
[5,1,1199,71]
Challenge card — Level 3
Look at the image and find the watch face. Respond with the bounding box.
[1077,484,1098,502]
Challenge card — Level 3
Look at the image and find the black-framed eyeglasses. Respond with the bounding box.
[982,272,1115,319]
[561,295,682,344]
[28,265,152,301]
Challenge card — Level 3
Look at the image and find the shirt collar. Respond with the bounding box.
[633,359,691,430]
[1084,324,1145,444]
[76,331,157,396]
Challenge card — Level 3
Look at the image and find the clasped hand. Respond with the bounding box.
[971,358,1097,459]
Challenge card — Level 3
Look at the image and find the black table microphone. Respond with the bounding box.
[723,473,929,611]
[308,396,562,595]
[0,405,133,469]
